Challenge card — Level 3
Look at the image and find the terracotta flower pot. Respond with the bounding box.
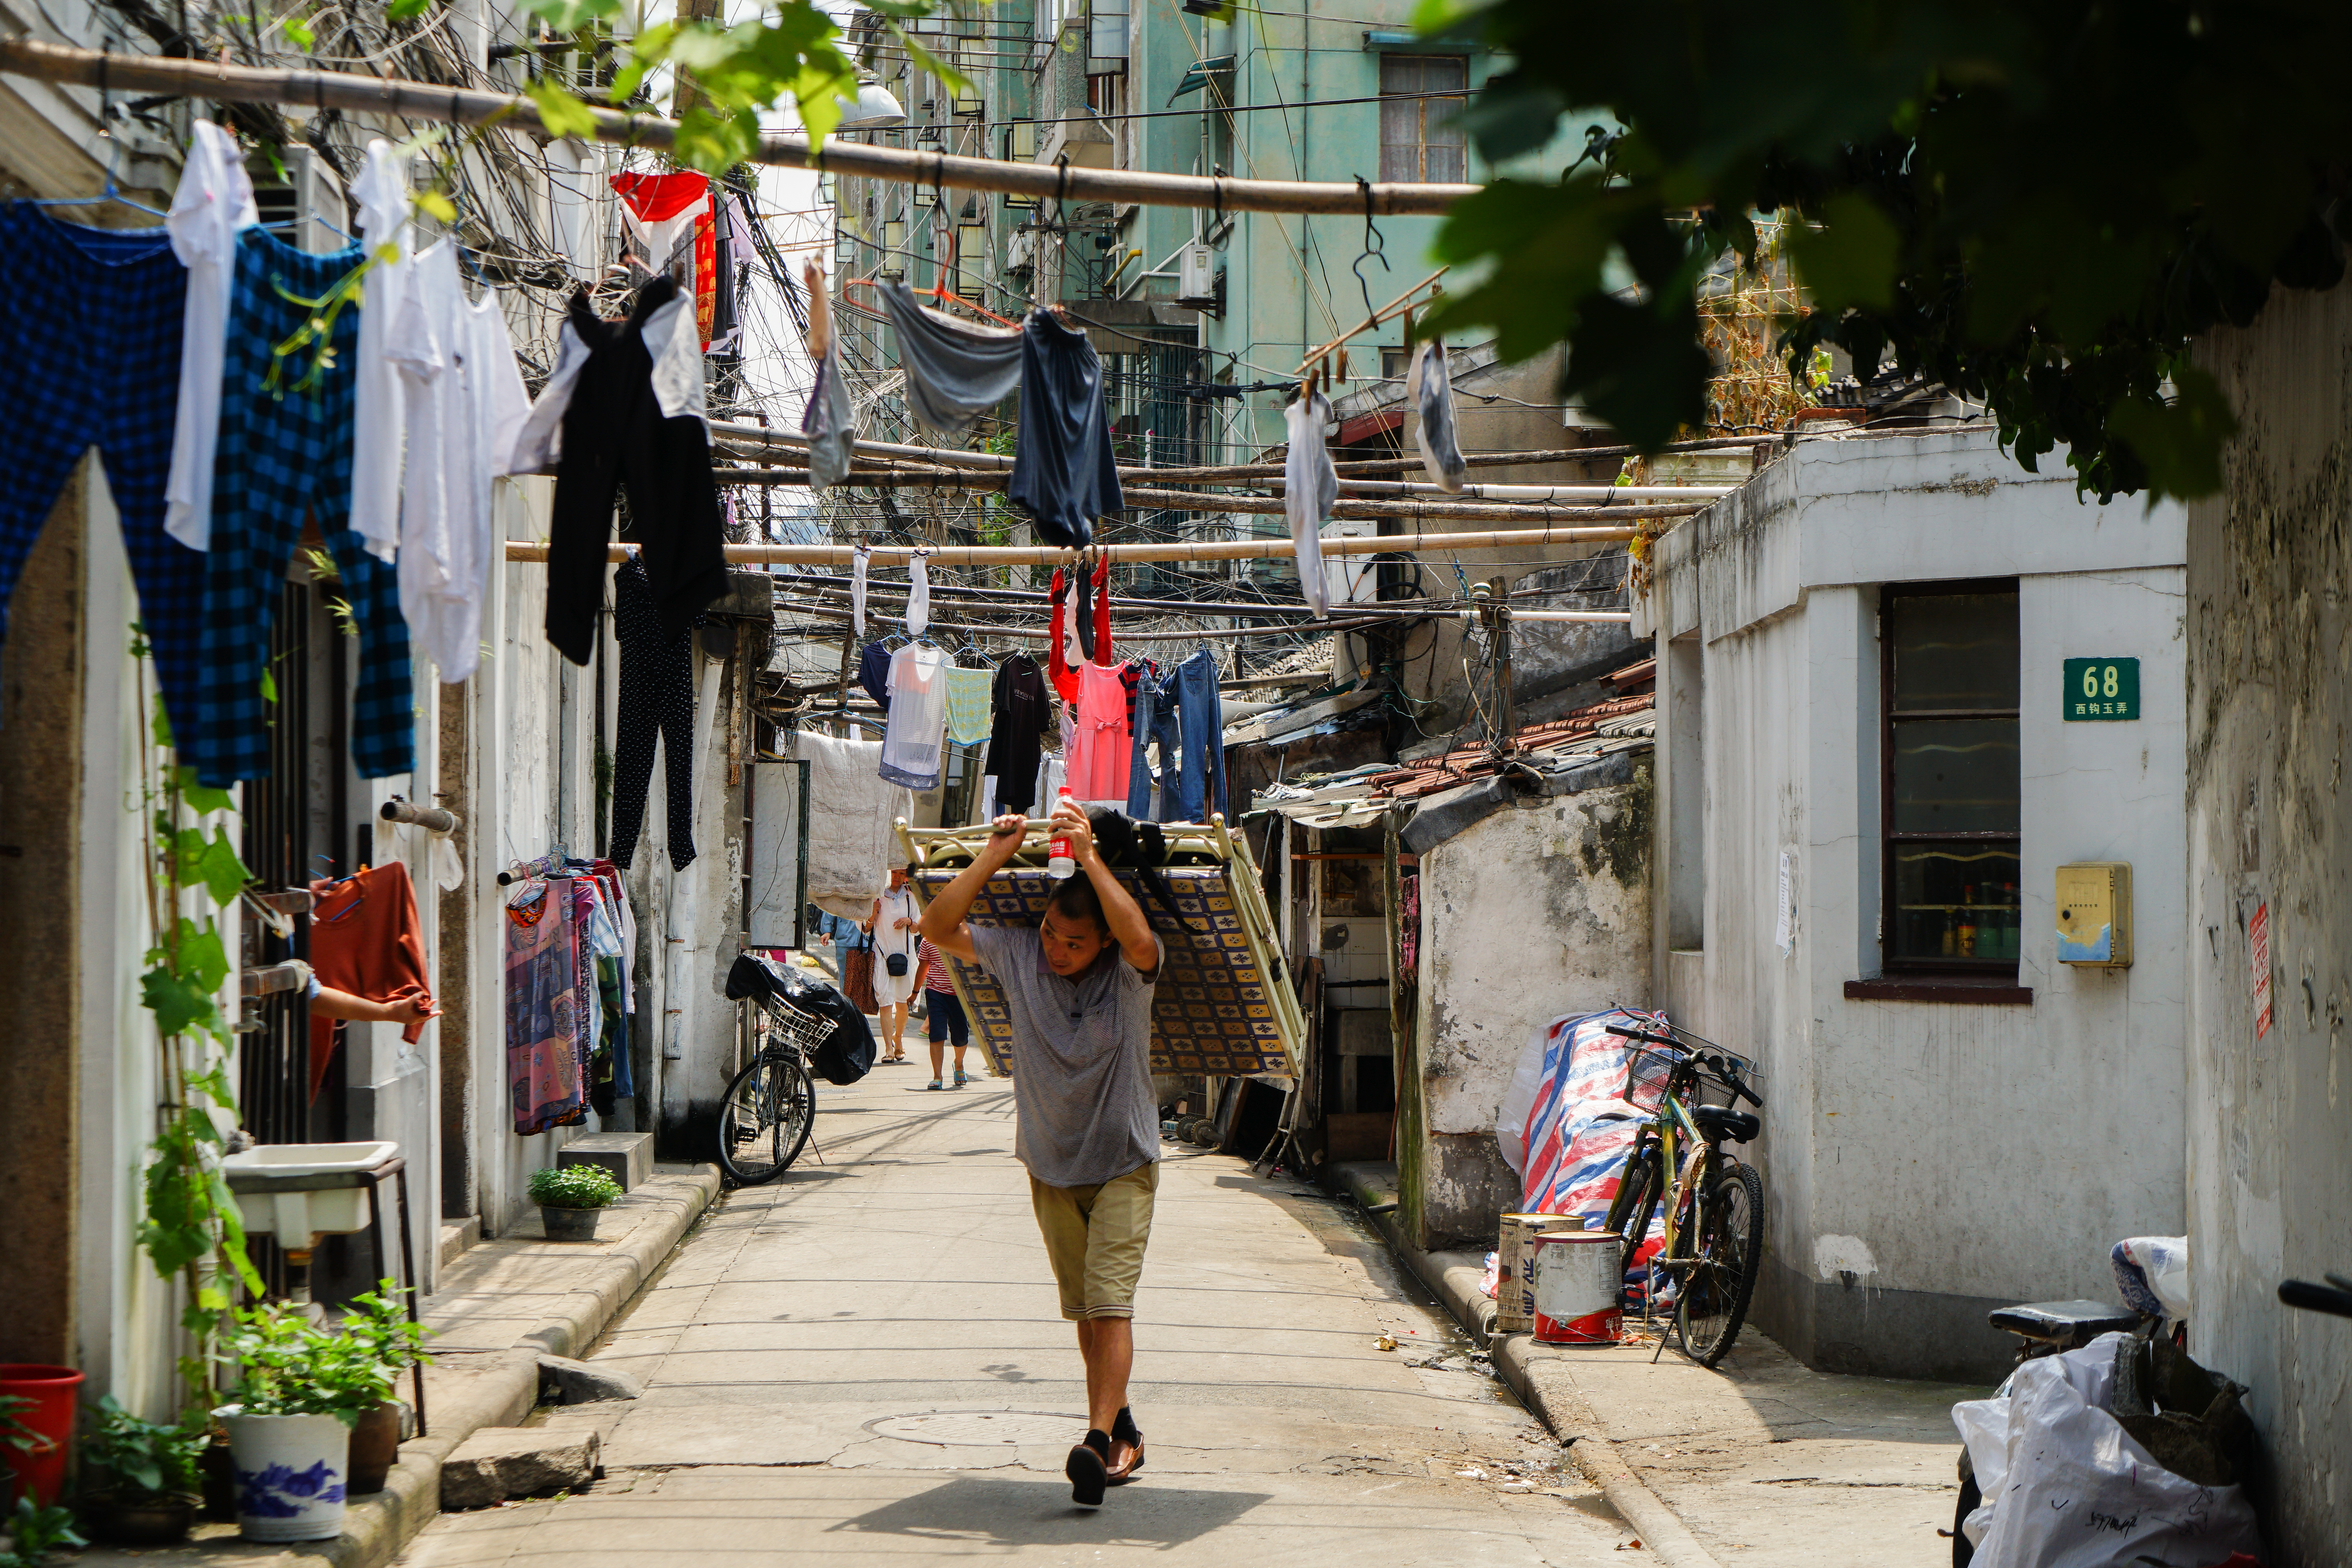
[346,1400,405,1495]
[0,1364,82,1506]
[82,1488,200,1546]
[540,1204,603,1242]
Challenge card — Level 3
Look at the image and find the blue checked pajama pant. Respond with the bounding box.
[191,228,413,789]
[0,205,205,741]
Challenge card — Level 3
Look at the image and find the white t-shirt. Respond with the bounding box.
[162,120,258,552]
[879,644,948,791]
[350,139,412,563]
[386,240,530,682]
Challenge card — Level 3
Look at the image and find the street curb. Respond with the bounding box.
[1332,1163,1725,1568]
[147,1167,721,1568]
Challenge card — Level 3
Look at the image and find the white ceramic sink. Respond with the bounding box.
[223,1141,398,1240]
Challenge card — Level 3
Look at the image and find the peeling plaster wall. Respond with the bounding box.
[1642,429,2191,1382]
[2187,280,2352,1563]
[1411,768,1653,1249]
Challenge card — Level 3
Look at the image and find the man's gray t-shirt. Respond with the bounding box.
[964,924,1163,1188]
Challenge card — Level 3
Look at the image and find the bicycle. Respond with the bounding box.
[714,957,833,1185]
[1598,1020,1766,1367]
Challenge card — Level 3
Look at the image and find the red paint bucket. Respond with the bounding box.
[0,1365,83,1505]
[1530,1232,1623,1344]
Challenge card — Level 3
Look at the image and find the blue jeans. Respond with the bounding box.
[1172,649,1225,823]
[1126,664,1183,821]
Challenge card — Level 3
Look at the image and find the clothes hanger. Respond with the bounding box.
[32,60,167,220]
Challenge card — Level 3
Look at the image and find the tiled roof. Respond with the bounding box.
[1367,685,1657,800]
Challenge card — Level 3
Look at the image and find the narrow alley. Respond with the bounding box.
[397,1067,1629,1566]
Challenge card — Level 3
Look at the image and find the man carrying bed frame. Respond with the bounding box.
[916,797,1163,1508]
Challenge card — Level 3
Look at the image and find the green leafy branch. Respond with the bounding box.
[129,627,263,1412]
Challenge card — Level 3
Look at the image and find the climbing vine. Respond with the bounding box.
[129,625,265,1406]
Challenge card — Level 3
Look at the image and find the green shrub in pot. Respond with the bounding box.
[338,1283,434,1495]
[214,1302,391,1542]
[530,1167,622,1241]
[79,1399,211,1545]
[0,1495,86,1567]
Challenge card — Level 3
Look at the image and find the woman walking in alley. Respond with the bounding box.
[918,799,1162,1507]
[868,866,921,1063]
[915,936,972,1089]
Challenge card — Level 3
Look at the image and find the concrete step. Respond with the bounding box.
[558,1131,654,1192]
[438,1215,481,1269]
[439,1426,602,1511]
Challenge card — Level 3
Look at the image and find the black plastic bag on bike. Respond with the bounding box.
[726,952,878,1084]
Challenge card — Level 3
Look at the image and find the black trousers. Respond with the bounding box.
[546,277,728,666]
[608,558,697,872]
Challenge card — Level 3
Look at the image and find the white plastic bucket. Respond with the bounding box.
[1532,1231,1623,1344]
[216,1407,351,1542]
[1494,1213,1584,1334]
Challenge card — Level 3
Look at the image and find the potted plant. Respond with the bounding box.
[530,1166,622,1241]
[78,1398,210,1546]
[213,1302,392,1542]
[0,1495,86,1568]
[338,1282,434,1495]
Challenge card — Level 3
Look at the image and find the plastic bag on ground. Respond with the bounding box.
[1951,1332,2263,1566]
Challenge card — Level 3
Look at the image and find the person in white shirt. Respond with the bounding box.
[866,867,921,1062]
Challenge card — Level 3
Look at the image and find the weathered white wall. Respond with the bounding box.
[1411,770,1653,1247]
[2184,277,2352,1564]
[1641,429,2191,1380]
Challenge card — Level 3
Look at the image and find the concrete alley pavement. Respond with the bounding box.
[397,1063,1637,1566]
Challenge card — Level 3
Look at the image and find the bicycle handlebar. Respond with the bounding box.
[2281,1278,2352,1319]
[1603,1023,1766,1107]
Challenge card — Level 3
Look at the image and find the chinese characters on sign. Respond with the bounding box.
[2062,657,2140,721]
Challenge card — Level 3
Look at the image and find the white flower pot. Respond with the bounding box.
[215,1406,351,1542]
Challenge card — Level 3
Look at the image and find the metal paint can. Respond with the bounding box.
[1532,1230,1624,1344]
[1495,1213,1585,1334]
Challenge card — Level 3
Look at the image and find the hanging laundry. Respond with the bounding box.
[1283,387,1340,619]
[1408,340,1468,492]
[985,653,1047,814]
[857,639,893,710]
[1126,662,1181,822]
[538,277,729,666]
[907,550,931,635]
[608,557,699,872]
[799,729,915,918]
[388,239,531,683]
[880,642,949,791]
[611,171,714,344]
[878,279,1024,435]
[802,260,855,488]
[571,873,625,1116]
[1035,751,1068,817]
[850,543,869,633]
[163,120,258,552]
[1067,659,1133,804]
[1007,309,1122,549]
[0,207,207,744]
[1172,648,1227,821]
[305,859,434,1097]
[1047,569,1080,702]
[192,227,414,789]
[1074,554,1098,662]
[505,877,586,1134]
[943,665,994,746]
[350,140,413,563]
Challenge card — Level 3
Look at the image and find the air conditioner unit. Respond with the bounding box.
[1176,242,1220,307]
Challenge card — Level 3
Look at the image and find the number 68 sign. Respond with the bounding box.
[2062,657,2140,721]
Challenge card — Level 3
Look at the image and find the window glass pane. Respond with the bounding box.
[1425,138,1465,184]
[1891,591,2019,710]
[1892,717,2020,833]
[1891,845,2022,963]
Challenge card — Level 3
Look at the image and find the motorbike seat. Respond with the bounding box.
[1986,1299,2141,1347]
[1691,1105,1760,1144]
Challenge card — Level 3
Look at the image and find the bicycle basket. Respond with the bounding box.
[1692,1050,1764,1109]
[1623,1044,1688,1111]
[754,991,837,1057]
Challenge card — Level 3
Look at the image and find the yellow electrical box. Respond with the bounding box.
[2055,862,2133,966]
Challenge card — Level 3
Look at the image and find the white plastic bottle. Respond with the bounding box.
[1046,786,1076,879]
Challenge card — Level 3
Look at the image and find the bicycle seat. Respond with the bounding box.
[1986,1299,2141,1346]
[1692,1105,1760,1144]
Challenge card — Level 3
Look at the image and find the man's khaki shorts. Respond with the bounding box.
[1029,1161,1158,1322]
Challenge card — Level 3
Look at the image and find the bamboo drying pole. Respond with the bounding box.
[708,466,1730,503]
[0,37,1476,215]
[503,522,1639,568]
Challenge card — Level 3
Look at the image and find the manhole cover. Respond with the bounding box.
[868,1411,1082,1447]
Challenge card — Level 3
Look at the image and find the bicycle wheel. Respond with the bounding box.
[1676,1159,1764,1366]
[716,1051,815,1185]
[1605,1146,1662,1278]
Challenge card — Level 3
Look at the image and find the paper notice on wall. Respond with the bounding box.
[1775,850,1795,954]
[2252,901,2273,1040]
